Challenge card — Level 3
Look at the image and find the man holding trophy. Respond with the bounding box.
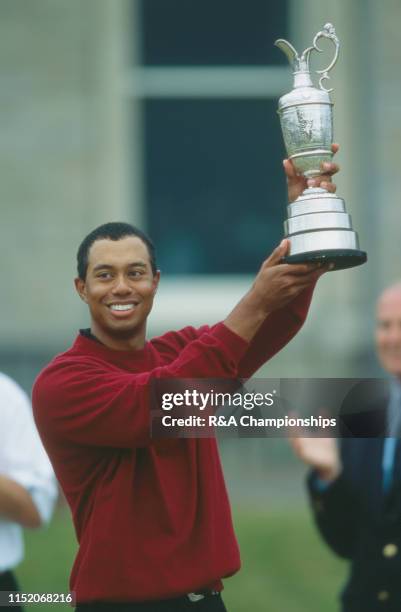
[32,162,338,611]
[31,22,357,612]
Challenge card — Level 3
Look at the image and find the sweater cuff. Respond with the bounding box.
[310,470,334,493]
[307,469,346,502]
[210,322,250,364]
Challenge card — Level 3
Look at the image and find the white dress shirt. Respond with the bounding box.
[0,372,58,572]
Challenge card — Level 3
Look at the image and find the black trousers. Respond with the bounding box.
[0,571,24,612]
[75,592,228,612]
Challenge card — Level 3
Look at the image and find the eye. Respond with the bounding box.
[97,272,113,280]
[378,320,390,330]
[129,270,144,277]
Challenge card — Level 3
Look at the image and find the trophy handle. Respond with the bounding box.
[310,23,340,93]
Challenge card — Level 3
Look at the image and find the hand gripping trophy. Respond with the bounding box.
[275,23,367,270]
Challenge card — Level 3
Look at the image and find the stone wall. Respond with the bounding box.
[0,0,131,354]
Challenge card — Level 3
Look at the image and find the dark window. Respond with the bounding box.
[140,0,288,66]
[135,0,290,274]
[143,99,286,275]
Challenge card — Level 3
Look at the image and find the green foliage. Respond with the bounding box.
[16,506,346,611]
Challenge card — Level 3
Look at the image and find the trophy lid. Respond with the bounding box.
[275,23,339,93]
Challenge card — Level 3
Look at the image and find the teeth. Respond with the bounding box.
[110,304,135,311]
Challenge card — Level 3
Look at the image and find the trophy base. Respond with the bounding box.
[283,188,367,271]
[283,249,367,271]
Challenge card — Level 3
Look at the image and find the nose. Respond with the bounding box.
[111,275,132,295]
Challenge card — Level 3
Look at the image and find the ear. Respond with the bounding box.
[152,270,161,295]
[74,277,88,303]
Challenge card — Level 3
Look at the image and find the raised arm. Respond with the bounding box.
[225,240,326,377]
[230,141,340,377]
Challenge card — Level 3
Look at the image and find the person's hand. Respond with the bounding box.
[249,239,329,315]
[284,143,340,203]
[224,239,330,342]
[289,435,341,483]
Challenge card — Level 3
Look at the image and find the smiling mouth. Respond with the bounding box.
[108,303,137,312]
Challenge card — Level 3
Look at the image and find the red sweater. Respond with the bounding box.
[32,289,313,603]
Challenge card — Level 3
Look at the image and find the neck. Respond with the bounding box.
[90,322,146,351]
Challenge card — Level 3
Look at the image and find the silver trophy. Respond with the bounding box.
[275,23,367,270]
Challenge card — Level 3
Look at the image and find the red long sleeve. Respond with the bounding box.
[238,285,315,377]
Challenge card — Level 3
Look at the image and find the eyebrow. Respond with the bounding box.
[93,261,148,272]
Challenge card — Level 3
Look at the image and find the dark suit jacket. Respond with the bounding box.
[308,380,401,612]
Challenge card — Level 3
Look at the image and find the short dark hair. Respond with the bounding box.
[77,222,157,280]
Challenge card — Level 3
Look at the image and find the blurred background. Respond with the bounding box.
[1,0,401,609]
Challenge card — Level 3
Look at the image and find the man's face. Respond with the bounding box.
[376,288,401,377]
[75,236,160,349]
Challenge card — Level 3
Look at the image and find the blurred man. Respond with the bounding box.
[0,372,58,612]
[32,155,338,612]
[291,283,401,612]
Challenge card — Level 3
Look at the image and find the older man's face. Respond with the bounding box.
[376,288,401,378]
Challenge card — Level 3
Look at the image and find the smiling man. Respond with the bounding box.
[32,155,338,612]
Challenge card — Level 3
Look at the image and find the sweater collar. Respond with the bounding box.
[72,329,151,368]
